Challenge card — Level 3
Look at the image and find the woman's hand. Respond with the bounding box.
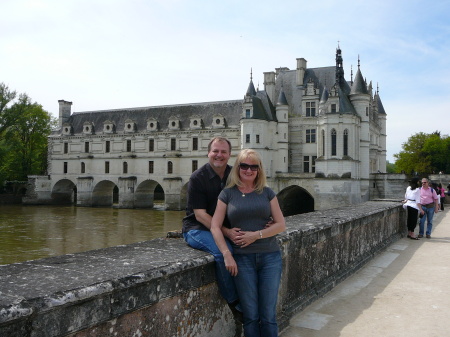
[235,231,258,248]
[223,253,238,276]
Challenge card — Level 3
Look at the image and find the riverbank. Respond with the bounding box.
[0,194,22,204]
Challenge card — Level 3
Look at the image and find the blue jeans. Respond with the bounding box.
[233,251,282,337]
[183,230,238,304]
[419,205,435,236]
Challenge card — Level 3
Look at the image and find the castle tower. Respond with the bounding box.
[375,86,387,172]
[349,57,370,180]
[275,87,289,173]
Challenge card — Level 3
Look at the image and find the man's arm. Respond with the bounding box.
[193,209,213,230]
[193,208,241,241]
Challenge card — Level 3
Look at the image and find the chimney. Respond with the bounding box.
[263,71,276,103]
[296,58,307,86]
[58,100,72,129]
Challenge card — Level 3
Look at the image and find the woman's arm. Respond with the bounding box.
[210,200,238,276]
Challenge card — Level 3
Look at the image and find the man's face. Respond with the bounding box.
[208,140,231,169]
[421,180,428,187]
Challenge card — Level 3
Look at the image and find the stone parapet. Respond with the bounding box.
[0,201,403,336]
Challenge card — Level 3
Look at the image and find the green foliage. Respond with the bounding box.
[0,84,56,182]
[386,161,396,173]
[394,131,450,174]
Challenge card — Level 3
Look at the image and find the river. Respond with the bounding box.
[0,204,185,265]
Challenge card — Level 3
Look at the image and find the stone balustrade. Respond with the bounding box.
[0,201,403,337]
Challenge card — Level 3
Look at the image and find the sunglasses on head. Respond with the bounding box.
[239,163,259,171]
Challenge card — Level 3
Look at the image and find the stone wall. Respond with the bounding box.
[0,201,403,337]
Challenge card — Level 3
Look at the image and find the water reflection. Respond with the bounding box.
[0,204,184,265]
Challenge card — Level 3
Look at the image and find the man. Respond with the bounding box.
[418,178,439,238]
[182,137,242,320]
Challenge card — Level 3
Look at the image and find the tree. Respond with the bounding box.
[2,94,55,180]
[0,83,18,139]
[0,85,56,186]
[394,131,450,174]
[386,160,396,173]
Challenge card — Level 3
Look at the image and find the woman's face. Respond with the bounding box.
[238,156,259,185]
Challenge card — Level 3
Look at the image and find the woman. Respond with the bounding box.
[402,178,421,240]
[210,149,286,337]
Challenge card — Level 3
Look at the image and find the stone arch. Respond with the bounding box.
[52,179,77,205]
[92,180,118,207]
[277,185,314,216]
[135,179,164,209]
[180,181,189,210]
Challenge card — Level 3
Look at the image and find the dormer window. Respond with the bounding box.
[212,114,226,129]
[62,123,73,135]
[103,120,115,134]
[168,116,181,130]
[147,118,159,131]
[189,115,203,129]
[305,78,316,96]
[124,119,136,133]
[83,122,94,135]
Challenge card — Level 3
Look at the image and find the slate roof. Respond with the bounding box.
[55,100,243,135]
[350,67,368,95]
[273,66,356,115]
[375,93,386,115]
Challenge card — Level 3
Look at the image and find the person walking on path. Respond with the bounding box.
[418,178,439,238]
[210,149,286,337]
[182,137,243,324]
[438,183,445,211]
[402,177,421,240]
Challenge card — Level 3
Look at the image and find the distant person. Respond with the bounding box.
[438,183,445,211]
[431,182,441,211]
[418,178,439,238]
[182,137,243,325]
[210,148,286,337]
[402,178,421,240]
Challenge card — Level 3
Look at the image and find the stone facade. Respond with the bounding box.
[24,46,388,211]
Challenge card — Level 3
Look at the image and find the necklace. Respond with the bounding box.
[240,187,254,197]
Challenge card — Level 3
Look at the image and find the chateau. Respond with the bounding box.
[25,46,387,214]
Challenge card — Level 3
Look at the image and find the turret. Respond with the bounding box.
[275,88,289,173]
[349,57,371,179]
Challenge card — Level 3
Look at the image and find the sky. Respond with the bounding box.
[2,0,450,163]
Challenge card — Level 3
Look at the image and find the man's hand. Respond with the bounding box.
[265,217,274,228]
[222,227,242,242]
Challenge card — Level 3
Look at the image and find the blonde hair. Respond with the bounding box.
[226,149,267,193]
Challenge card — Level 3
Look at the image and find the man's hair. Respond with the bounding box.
[207,137,231,153]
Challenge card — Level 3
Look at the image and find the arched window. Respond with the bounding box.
[331,129,337,156]
[123,162,128,174]
[168,161,173,174]
[322,130,325,156]
[343,129,348,156]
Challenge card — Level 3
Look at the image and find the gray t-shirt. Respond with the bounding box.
[218,186,280,254]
